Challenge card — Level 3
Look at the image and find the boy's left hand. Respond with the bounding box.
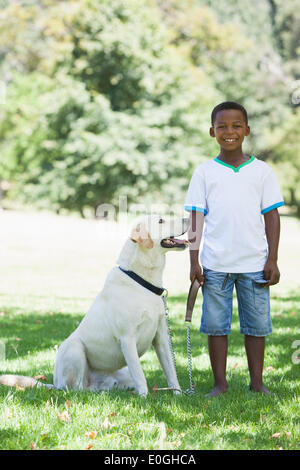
[263,259,280,287]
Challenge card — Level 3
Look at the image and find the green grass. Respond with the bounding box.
[0,291,299,450]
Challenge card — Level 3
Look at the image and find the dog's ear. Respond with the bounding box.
[130,223,154,249]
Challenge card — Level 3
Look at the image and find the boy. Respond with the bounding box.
[185,101,284,397]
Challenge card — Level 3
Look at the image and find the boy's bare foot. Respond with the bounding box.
[205,384,228,398]
[249,384,270,394]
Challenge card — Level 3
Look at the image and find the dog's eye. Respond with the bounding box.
[158,218,165,224]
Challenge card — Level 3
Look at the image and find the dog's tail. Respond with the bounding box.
[0,374,54,389]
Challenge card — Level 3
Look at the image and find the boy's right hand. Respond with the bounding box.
[190,263,205,286]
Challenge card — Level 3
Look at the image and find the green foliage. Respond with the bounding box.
[157,0,292,154]
[267,108,300,216]
[267,0,300,77]
[0,0,299,215]
[0,0,218,215]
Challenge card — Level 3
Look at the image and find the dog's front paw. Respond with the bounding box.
[137,387,148,398]
[169,383,181,395]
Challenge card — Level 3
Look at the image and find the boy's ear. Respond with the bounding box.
[209,127,215,138]
[245,125,250,136]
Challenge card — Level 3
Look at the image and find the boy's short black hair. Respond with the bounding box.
[211,101,248,126]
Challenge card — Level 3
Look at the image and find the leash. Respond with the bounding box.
[119,266,182,393]
[161,279,201,396]
[119,265,201,396]
[184,278,201,394]
[161,291,192,396]
[161,291,182,393]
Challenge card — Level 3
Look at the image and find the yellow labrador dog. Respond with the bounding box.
[0,215,189,397]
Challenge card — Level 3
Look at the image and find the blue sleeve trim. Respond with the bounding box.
[184,205,208,215]
[261,201,285,215]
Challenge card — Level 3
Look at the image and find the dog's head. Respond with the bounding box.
[130,214,189,251]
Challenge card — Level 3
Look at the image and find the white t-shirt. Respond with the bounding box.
[184,156,284,273]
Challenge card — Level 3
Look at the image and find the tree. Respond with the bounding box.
[156,0,293,155]
[266,0,300,79]
[267,108,300,216]
[0,0,298,216]
[0,0,218,216]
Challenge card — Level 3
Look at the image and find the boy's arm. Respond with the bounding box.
[188,210,205,285]
[263,208,281,287]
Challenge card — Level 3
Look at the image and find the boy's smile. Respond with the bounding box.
[210,109,250,156]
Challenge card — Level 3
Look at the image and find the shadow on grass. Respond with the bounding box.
[0,429,19,449]
[0,294,299,427]
[0,306,83,362]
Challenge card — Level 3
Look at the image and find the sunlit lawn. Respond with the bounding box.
[0,210,299,450]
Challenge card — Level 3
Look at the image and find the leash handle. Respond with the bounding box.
[185,322,195,394]
[185,278,201,322]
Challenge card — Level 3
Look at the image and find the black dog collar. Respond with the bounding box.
[119,267,165,296]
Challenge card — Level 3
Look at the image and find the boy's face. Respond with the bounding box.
[209,109,250,151]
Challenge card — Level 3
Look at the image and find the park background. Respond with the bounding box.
[0,0,299,451]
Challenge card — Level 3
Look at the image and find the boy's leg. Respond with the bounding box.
[244,335,269,394]
[236,271,272,394]
[201,268,235,397]
[206,335,228,397]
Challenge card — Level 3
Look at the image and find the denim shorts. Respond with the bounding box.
[200,267,272,336]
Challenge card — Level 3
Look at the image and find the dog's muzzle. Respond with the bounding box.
[160,237,189,249]
[160,218,190,249]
